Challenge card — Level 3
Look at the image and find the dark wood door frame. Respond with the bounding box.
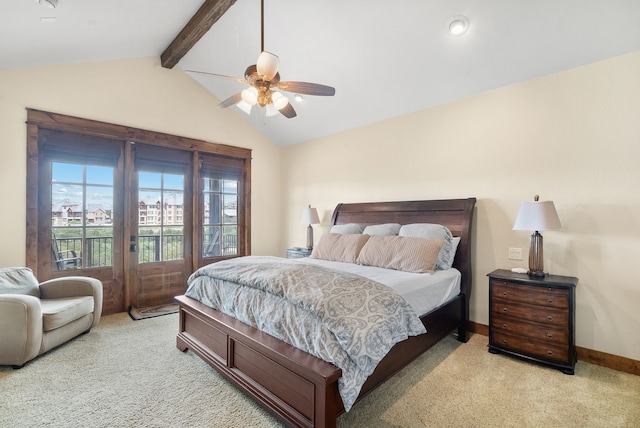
[26,109,252,315]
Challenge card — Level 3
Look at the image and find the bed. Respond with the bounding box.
[175,198,476,427]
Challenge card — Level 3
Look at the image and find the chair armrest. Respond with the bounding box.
[0,295,43,366]
[39,277,103,328]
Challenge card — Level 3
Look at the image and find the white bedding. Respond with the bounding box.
[291,258,461,317]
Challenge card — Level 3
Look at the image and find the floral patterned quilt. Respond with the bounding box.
[185,256,426,411]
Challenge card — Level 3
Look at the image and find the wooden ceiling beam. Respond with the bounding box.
[161,0,237,69]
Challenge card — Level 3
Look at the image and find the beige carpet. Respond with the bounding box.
[1,313,638,428]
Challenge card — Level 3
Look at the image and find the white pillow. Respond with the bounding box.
[329,223,363,234]
[362,223,401,236]
[398,223,457,270]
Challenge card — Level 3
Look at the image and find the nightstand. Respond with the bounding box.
[286,247,312,259]
[487,269,578,374]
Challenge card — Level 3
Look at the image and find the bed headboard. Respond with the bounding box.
[329,198,477,303]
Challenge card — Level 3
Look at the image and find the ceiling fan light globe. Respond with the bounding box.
[265,104,279,117]
[236,101,253,115]
[241,87,258,105]
[271,92,289,110]
[257,51,280,81]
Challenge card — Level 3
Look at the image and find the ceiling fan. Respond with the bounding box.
[186,0,335,119]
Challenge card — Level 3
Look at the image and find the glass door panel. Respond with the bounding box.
[202,178,238,258]
[51,162,114,271]
[137,172,185,263]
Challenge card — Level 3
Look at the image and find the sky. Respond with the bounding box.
[51,161,237,212]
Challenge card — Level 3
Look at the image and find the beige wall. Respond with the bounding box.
[0,57,283,264]
[282,51,640,361]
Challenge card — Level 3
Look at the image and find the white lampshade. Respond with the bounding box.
[301,206,320,225]
[271,92,289,110]
[257,51,279,81]
[513,200,562,231]
[241,87,258,105]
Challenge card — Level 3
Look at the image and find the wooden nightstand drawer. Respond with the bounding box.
[491,315,569,345]
[491,298,568,327]
[490,280,569,309]
[491,330,569,363]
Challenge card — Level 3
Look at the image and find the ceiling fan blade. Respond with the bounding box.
[217,92,243,108]
[184,70,247,84]
[257,51,279,80]
[279,102,297,119]
[276,81,335,96]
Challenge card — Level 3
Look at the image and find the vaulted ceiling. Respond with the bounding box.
[3,0,640,146]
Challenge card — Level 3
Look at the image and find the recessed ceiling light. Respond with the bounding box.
[447,15,469,36]
[294,94,304,103]
[35,0,58,8]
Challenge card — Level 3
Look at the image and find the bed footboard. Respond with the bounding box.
[176,295,343,428]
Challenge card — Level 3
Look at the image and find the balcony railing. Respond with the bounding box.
[53,233,238,270]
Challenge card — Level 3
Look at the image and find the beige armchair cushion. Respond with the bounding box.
[41,297,94,331]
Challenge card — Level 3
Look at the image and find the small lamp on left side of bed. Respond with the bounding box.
[301,205,320,250]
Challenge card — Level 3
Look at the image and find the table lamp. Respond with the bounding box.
[513,195,562,277]
[301,205,320,250]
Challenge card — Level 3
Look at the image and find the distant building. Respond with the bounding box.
[52,199,112,226]
[138,199,184,226]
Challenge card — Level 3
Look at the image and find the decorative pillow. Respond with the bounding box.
[329,223,363,234]
[399,223,455,270]
[362,223,401,236]
[356,235,445,273]
[0,267,40,297]
[310,233,370,263]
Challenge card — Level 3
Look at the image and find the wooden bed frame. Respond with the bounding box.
[176,198,476,427]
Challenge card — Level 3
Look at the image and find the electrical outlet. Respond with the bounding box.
[508,247,523,260]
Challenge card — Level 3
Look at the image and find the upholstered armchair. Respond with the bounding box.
[0,267,103,368]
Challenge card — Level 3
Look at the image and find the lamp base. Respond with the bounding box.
[528,231,545,277]
[527,270,547,277]
[306,224,314,250]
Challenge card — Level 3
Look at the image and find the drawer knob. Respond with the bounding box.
[547,315,553,321]
[503,307,509,313]
[547,333,553,339]
[547,299,554,304]
[547,350,553,356]
[503,292,509,297]
[503,339,508,345]
[502,323,508,329]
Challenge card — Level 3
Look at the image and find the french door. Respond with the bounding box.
[37,129,126,314]
[128,143,193,309]
[27,109,252,315]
